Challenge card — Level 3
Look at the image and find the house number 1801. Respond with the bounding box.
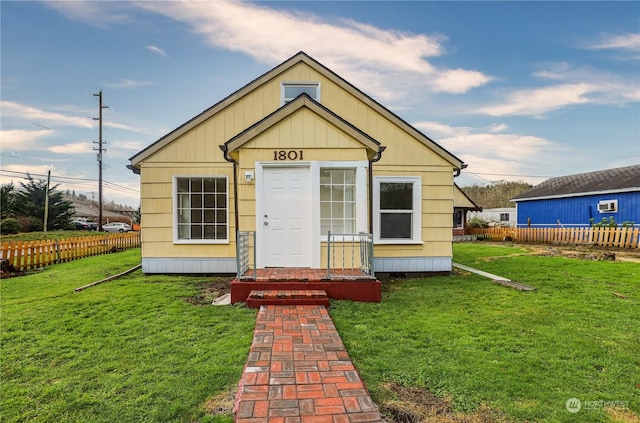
[273,150,304,161]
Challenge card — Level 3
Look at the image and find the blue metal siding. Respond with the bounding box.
[516,191,640,227]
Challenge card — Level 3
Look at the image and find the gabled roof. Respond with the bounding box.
[512,164,640,202]
[130,51,463,169]
[454,184,482,211]
[223,93,380,157]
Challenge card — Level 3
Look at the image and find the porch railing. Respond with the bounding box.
[236,231,256,280]
[326,231,375,280]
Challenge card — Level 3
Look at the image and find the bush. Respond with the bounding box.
[15,216,44,232]
[590,217,636,228]
[0,218,22,235]
[467,216,489,228]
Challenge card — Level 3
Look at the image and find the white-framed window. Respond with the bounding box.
[281,82,320,105]
[174,176,228,243]
[320,168,356,234]
[500,213,509,222]
[373,176,422,244]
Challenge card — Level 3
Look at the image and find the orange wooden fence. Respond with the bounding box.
[466,227,640,249]
[1,232,141,272]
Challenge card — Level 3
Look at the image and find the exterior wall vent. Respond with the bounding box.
[597,199,618,213]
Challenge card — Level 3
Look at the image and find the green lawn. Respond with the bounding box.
[2,244,638,422]
[1,230,108,242]
[1,249,256,422]
[331,243,639,422]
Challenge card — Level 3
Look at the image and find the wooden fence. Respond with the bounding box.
[466,227,640,249]
[1,232,141,272]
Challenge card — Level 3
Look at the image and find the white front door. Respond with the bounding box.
[260,166,312,267]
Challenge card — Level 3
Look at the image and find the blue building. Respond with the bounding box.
[512,165,640,228]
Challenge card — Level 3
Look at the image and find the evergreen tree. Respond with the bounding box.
[12,175,75,230]
[1,182,16,219]
[134,204,141,224]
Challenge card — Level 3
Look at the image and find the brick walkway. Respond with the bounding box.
[235,305,384,422]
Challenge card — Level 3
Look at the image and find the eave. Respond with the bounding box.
[129,51,464,171]
[223,94,381,159]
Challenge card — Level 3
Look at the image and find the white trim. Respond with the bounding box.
[313,161,369,242]
[255,161,368,268]
[373,176,423,244]
[172,175,230,244]
[513,187,639,202]
[281,81,321,105]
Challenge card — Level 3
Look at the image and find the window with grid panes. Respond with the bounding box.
[176,177,228,241]
[320,169,356,235]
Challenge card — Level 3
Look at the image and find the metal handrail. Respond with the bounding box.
[236,231,256,280]
[326,231,374,280]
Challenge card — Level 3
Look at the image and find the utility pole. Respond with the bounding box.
[92,90,108,231]
[43,170,51,238]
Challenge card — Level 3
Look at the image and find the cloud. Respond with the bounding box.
[0,129,54,150]
[489,123,508,133]
[1,101,94,128]
[133,1,492,97]
[104,79,153,89]
[414,121,471,137]
[147,45,167,57]
[48,142,93,155]
[45,1,132,27]
[534,64,640,104]
[588,33,640,52]
[414,120,561,185]
[477,62,640,117]
[105,121,139,131]
[109,139,147,151]
[479,83,594,117]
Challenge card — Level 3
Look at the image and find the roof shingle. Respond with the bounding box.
[512,164,640,201]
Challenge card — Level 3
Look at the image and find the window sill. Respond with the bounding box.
[374,240,424,245]
[173,240,230,245]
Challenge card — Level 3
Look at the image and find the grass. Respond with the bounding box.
[330,243,639,422]
[1,230,107,242]
[3,243,638,422]
[1,249,256,423]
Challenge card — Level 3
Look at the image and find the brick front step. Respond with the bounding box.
[246,289,330,308]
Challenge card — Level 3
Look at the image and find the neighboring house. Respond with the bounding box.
[71,201,132,224]
[453,184,481,235]
[468,208,516,227]
[128,52,466,274]
[511,164,640,227]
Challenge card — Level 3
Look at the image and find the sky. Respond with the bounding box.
[1,1,639,208]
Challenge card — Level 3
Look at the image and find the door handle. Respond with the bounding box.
[264,221,269,226]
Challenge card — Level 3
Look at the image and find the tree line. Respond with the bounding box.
[1,175,76,234]
[460,181,533,209]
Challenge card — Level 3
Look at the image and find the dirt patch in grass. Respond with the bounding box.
[479,242,640,263]
[607,407,640,423]
[202,389,236,415]
[184,277,233,305]
[380,382,507,423]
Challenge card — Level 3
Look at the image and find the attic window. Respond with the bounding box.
[282,82,320,105]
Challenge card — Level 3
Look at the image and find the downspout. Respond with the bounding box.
[219,144,240,239]
[368,146,387,234]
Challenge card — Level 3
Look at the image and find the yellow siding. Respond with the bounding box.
[454,186,477,208]
[137,60,457,263]
[139,163,236,258]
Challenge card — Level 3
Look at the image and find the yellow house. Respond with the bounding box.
[129,52,465,277]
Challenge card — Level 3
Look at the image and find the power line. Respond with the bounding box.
[0,169,139,193]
